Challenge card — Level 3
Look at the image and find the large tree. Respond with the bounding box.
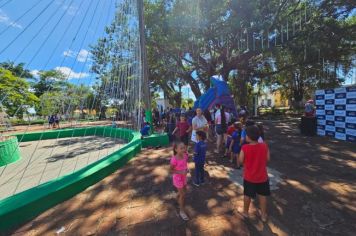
[32,70,66,98]
[0,61,33,79]
[91,0,355,109]
[256,1,356,108]
[0,68,39,118]
[144,0,292,105]
[145,0,355,107]
[37,83,93,118]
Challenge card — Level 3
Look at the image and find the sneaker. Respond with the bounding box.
[200,181,205,185]
[179,211,189,221]
[193,182,200,187]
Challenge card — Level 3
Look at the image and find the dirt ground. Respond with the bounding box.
[3,118,356,236]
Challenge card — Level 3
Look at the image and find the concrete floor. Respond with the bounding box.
[0,136,125,200]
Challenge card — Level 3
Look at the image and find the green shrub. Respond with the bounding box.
[9,119,46,126]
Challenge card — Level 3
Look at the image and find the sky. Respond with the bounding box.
[0,0,116,86]
[0,0,354,101]
[0,0,198,100]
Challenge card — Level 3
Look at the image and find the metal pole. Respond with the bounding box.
[137,0,153,130]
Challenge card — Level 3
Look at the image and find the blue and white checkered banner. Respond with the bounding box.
[315,86,356,142]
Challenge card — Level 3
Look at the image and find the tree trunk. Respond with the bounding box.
[186,77,201,98]
[220,65,231,82]
[160,83,179,107]
[233,73,249,106]
[292,89,304,109]
[176,84,182,108]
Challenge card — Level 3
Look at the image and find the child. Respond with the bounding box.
[48,115,54,129]
[239,125,270,222]
[54,114,60,128]
[224,122,236,158]
[193,131,207,186]
[140,122,150,137]
[170,141,190,221]
[229,122,242,168]
[172,115,191,146]
[256,122,265,143]
[240,120,255,145]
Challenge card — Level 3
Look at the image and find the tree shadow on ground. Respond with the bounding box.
[5,119,356,236]
[263,119,356,235]
[44,136,125,162]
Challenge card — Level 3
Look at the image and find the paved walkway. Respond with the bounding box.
[5,119,356,235]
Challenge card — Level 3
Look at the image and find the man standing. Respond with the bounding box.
[191,108,208,143]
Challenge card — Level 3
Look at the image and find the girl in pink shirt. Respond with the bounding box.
[170,141,189,220]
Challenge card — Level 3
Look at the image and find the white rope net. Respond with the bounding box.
[0,0,144,199]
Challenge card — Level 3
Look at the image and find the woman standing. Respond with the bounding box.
[214,105,229,154]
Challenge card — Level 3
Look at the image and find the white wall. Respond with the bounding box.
[156,98,171,111]
[258,89,275,107]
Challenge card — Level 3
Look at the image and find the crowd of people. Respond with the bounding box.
[159,104,270,223]
[47,114,60,129]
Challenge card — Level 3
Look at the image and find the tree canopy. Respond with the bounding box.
[142,0,355,107]
[0,62,96,119]
[87,0,356,109]
[0,68,39,117]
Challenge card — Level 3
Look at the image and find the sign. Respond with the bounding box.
[315,86,356,142]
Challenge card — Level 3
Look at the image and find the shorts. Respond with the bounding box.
[215,124,226,135]
[243,179,270,198]
[180,134,189,145]
[225,137,232,148]
[173,174,187,189]
[232,144,240,154]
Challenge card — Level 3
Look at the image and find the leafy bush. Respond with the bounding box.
[9,119,46,126]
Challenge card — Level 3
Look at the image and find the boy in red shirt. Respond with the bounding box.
[239,125,270,222]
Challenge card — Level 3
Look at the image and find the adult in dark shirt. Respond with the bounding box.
[173,115,191,145]
[166,113,176,142]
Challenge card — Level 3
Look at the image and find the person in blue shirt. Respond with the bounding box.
[193,130,207,186]
[229,122,242,169]
[140,122,151,137]
[241,120,255,145]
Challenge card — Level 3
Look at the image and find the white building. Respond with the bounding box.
[257,87,289,108]
[156,98,171,112]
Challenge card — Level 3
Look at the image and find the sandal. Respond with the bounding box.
[261,215,268,222]
[179,211,189,221]
[238,211,249,219]
[258,210,268,222]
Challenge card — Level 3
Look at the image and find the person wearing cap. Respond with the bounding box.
[304,100,315,117]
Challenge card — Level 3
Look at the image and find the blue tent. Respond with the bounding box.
[193,77,237,116]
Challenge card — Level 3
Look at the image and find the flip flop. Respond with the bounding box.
[261,215,268,223]
[179,211,189,221]
[238,211,249,219]
[258,210,268,222]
